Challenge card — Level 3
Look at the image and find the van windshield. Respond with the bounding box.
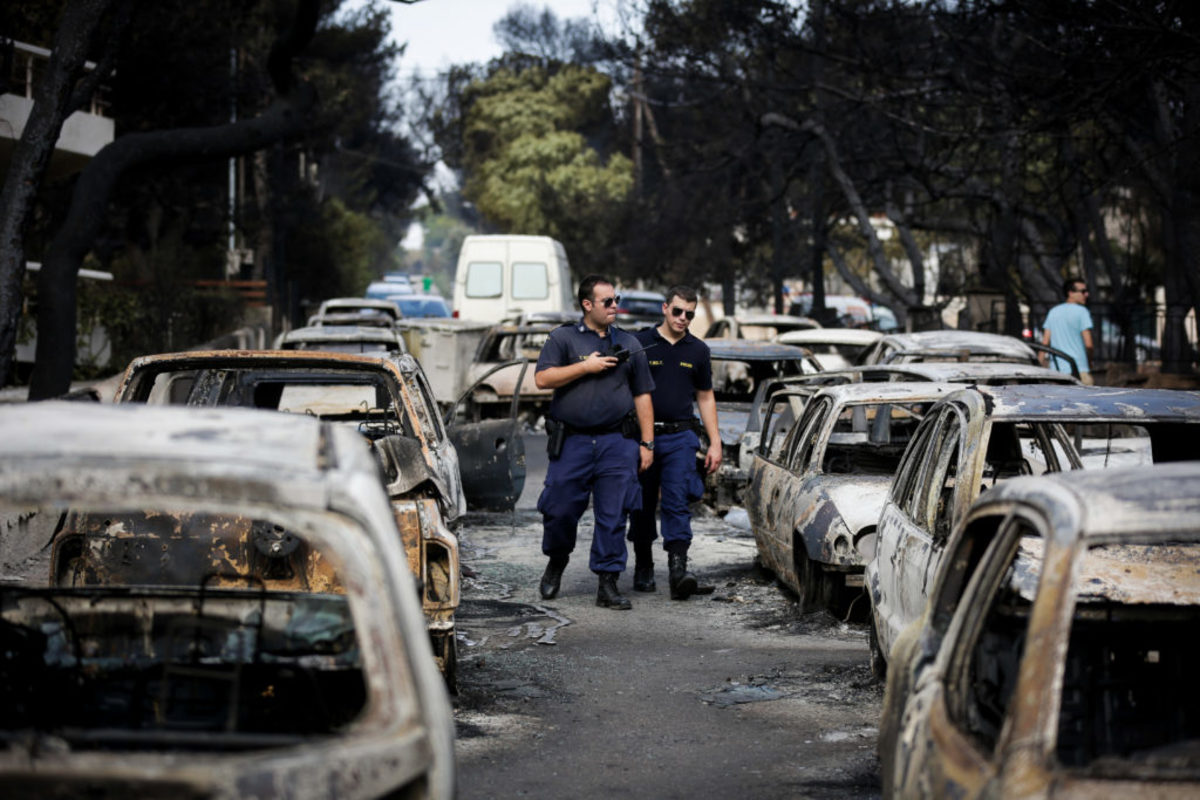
[512,262,549,299]
[465,262,502,298]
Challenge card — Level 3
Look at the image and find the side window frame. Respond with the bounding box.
[786,396,832,472]
[915,406,966,540]
[943,513,1042,756]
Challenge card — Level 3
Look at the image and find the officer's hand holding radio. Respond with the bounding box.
[583,351,618,372]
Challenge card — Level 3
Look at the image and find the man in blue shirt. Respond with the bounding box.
[1040,278,1095,384]
[535,275,655,610]
[627,285,723,600]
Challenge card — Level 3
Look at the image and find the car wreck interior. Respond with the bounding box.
[0,509,367,750]
[953,533,1200,773]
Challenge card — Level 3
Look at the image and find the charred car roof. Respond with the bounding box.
[946,383,1200,420]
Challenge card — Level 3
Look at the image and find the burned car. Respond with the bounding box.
[274,324,409,354]
[856,330,1041,368]
[702,339,821,510]
[703,313,822,341]
[736,361,1080,500]
[746,382,955,614]
[113,349,517,686]
[0,402,454,798]
[460,321,558,421]
[880,463,1200,799]
[313,297,403,323]
[867,384,1200,679]
[775,327,882,370]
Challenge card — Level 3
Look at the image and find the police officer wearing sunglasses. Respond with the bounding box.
[535,274,655,610]
[627,284,722,599]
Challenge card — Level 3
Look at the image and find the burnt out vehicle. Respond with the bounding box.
[460,321,557,421]
[0,402,454,798]
[274,324,409,354]
[736,362,1080,498]
[703,339,822,511]
[856,330,1041,368]
[867,384,1200,679]
[879,464,1200,799]
[745,382,955,614]
[114,350,524,685]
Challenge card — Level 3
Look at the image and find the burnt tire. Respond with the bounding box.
[433,631,458,695]
[868,613,887,682]
[795,543,823,613]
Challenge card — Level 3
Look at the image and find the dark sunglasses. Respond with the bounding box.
[669,307,696,320]
[593,295,621,308]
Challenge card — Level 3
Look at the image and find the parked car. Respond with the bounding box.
[314,297,403,323]
[867,383,1200,679]
[702,339,822,510]
[856,330,1041,367]
[614,289,667,329]
[113,349,523,686]
[366,279,414,299]
[788,292,899,331]
[746,382,956,614]
[461,322,557,421]
[391,294,451,318]
[776,328,883,370]
[274,324,409,354]
[738,361,1080,498]
[703,313,822,342]
[0,402,455,798]
[879,463,1200,799]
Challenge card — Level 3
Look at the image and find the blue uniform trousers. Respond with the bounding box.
[627,430,706,548]
[538,432,642,574]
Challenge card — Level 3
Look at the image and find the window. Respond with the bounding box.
[465,262,502,298]
[949,522,1039,754]
[890,412,939,513]
[1056,541,1200,769]
[786,397,831,472]
[923,410,963,541]
[511,261,549,299]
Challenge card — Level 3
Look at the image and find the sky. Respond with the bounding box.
[341,1,625,248]
[348,0,622,77]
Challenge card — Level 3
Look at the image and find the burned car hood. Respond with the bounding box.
[823,475,894,534]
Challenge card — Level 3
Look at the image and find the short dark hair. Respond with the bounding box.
[1063,277,1085,297]
[664,284,698,306]
[577,274,612,309]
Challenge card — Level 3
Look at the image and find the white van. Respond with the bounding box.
[452,235,574,323]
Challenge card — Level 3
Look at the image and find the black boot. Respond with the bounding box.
[668,552,698,601]
[632,539,656,592]
[596,572,632,610]
[539,556,568,600]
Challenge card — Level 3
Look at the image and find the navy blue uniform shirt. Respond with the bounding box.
[634,325,713,422]
[537,320,655,428]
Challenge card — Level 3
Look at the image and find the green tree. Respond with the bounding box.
[437,59,633,277]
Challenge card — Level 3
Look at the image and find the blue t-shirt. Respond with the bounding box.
[634,326,713,422]
[1043,302,1093,374]
[536,320,655,428]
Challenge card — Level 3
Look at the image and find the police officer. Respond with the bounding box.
[627,284,722,599]
[535,274,655,610]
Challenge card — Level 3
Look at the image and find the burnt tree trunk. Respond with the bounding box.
[0,0,120,387]
[28,0,319,399]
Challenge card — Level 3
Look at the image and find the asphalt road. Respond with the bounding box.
[452,432,883,800]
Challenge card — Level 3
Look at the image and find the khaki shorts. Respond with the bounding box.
[1079,372,1094,385]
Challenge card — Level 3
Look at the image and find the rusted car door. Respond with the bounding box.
[445,359,528,511]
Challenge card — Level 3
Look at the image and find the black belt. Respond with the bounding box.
[566,421,625,436]
[654,420,698,434]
